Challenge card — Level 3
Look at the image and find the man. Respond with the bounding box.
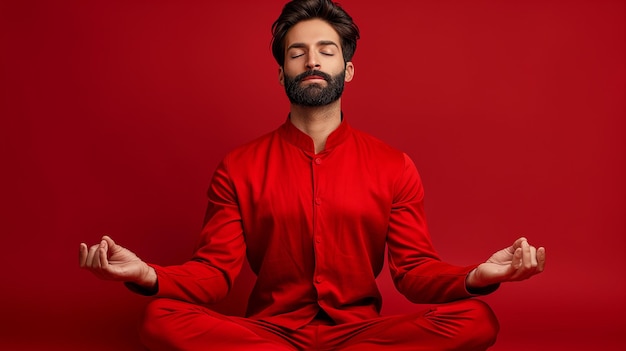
[79,0,546,350]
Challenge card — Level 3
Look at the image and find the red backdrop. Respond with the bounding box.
[1,0,624,350]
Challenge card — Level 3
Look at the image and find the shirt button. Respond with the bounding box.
[314,158,322,165]
[315,236,321,243]
[315,276,323,283]
[315,197,322,205]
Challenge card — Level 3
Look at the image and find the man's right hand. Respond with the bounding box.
[79,235,157,289]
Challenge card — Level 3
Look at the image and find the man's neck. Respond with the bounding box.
[289,99,342,154]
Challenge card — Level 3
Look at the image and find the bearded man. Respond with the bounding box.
[79,1,545,350]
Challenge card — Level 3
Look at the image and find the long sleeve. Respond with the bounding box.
[129,119,496,329]
[148,158,247,305]
[387,153,490,303]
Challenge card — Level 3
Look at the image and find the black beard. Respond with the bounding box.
[284,70,345,107]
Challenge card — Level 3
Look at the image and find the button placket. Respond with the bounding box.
[312,156,325,292]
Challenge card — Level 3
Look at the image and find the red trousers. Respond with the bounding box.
[140,298,499,351]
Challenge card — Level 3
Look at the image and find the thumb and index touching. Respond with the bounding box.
[78,235,117,268]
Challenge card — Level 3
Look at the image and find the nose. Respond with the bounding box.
[305,53,321,70]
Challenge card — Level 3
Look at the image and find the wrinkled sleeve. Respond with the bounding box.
[387,153,497,304]
[142,157,246,305]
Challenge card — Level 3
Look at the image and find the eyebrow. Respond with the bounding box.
[286,40,340,51]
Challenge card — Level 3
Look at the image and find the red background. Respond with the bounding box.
[1,0,624,350]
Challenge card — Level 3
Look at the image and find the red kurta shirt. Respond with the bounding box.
[149,118,483,330]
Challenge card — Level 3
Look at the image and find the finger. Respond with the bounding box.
[513,237,527,250]
[536,247,546,272]
[520,240,531,270]
[85,244,100,268]
[529,245,538,268]
[99,239,109,269]
[505,247,524,281]
[102,235,118,255]
[512,247,523,270]
[521,245,539,279]
[503,237,524,257]
[88,240,109,279]
[79,243,88,267]
[513,241,541,281]
[94,239,109,269]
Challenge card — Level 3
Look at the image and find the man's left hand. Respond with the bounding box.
[467,237,546,289]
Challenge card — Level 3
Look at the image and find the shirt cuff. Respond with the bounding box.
[466,282,500,296]
[123,280,159,296]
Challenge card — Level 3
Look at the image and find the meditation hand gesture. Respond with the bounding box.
[79,235,156,288]
[467,237,546,289]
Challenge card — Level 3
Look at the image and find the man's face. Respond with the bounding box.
[279,18,354,107]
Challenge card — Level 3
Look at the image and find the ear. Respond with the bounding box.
[278,66,285,86]
[344,62,355,82]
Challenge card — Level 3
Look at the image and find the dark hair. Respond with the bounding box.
[271,0,360,67]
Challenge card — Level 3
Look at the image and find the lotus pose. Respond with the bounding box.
[80,1,546,350]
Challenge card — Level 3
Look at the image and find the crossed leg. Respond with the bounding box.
[140,298,498,351]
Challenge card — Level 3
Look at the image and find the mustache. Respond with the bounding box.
[295,70,332,83]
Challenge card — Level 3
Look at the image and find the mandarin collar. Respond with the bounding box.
[278,114,351,155]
